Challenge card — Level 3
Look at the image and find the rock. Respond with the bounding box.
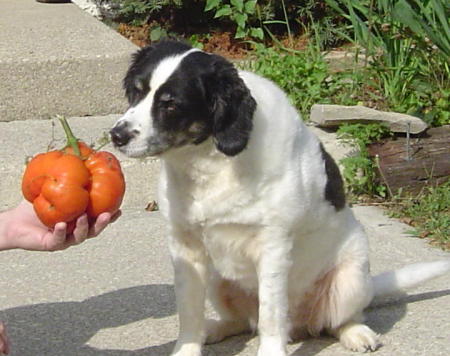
[310,104,428,134]
[72,0,118,20]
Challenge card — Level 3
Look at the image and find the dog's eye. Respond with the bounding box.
[165,105,176,113]
[160,93,177,112]
[134,79,149,93]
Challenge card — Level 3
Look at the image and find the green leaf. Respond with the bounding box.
[150,27,167,42]
[250,27,264,40]
[214,5,232,18]
[244,0,257,14]
[431,0,450,40]
[231,0,244,12]
[205,0,220,12]
[233,12,248,29]
[235,26,247,39]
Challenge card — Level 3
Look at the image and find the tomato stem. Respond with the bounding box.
[57,115,81,157]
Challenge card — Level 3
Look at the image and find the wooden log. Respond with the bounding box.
[367,126,450,195]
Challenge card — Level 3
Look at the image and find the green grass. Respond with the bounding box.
[389,181,450,249]
[245,45,361,119]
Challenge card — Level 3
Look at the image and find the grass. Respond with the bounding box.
[245,44,365,119]
[389,181,450,249]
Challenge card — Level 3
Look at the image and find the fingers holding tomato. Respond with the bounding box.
[21,117,126,231]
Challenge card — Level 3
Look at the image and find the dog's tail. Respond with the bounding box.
[372,259,450,298]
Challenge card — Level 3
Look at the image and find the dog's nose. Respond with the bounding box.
[110,122,134,147]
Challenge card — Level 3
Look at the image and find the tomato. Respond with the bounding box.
[21,117,125,229]
[84,151,126,218]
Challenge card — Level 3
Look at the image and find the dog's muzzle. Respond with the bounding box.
[110,120,171,157]
[110,121,136,148]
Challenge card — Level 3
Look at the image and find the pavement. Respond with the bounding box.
[0,2,449,356]
[0,0,137,122]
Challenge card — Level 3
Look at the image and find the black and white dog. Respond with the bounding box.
[111,40,450,356]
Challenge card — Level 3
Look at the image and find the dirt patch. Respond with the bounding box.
[116,23,251,59]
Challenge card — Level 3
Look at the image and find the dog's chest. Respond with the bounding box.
[169,192,260,288]
[164,158,258,225]
[203,223,260,288]
[163,160,262,288]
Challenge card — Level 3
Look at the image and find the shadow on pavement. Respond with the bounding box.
[2,286,449,355]
[0,284,176,355]
[366,289,450,335]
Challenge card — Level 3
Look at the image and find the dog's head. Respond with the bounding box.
[110,40,256,158]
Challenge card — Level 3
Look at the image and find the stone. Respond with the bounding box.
[310,104,428,134]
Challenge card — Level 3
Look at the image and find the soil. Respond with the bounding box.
[116,22,313,59]
[117,23,251,59]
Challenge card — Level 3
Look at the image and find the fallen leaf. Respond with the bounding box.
[145,200,159,212]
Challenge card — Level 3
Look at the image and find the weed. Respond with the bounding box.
[337,123,392,198]
[390,180,450,249]
[246,45,361,119]
[112,0,170,26]
[205,0,263,39]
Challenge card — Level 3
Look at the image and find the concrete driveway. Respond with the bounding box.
[1,116,449,356]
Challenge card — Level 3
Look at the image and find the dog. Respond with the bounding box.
[110,40,450,356]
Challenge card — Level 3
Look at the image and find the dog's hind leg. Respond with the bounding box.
[319,256,380,352]
[296,230,380,352]
[205,276,256,344]
[331,318,381,352]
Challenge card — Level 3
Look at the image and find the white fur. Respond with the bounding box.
[116,61,450,356]
[155,71,377,356]
[372,259,450,298]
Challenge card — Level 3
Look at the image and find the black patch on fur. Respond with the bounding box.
[123,39,256,156]
[150,52,214,148]
[319,143,346,211]
[202,54,256,156]
[123,40,192,106]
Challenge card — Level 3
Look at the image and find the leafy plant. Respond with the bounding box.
[337,123,392,197]
[112,0,170,26]
[188,34,207,49]
[246,45,360,118]
[392,0,450,57]
[324,0,450,126]
[149,25,169,41]
[204,0,263,39]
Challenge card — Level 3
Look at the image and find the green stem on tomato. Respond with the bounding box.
[57,115,81,157]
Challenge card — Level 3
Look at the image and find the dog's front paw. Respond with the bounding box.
[205,319,230,344]
[205,318,250,344]
[171,342,202,356]
[338,323,381,352]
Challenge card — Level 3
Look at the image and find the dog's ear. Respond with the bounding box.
[124,40,193,105]
[206,55,256,156]
[123,46,155,106]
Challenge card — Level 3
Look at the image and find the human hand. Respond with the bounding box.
[0,322,9,355]
[0,200,121,251]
